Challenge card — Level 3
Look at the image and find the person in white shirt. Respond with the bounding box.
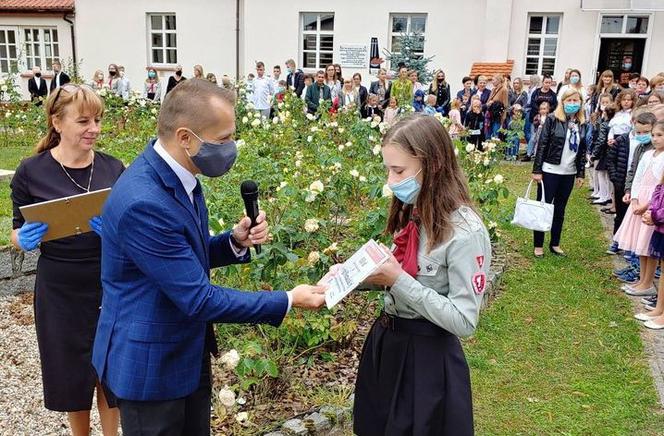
[251,61,274,119]
[117,65,131,101]
[271,65,282,94]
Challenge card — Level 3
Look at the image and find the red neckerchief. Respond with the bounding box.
[393,212,420,277]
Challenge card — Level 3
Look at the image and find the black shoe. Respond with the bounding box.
[550,247,567,257]
[521,156,532,162]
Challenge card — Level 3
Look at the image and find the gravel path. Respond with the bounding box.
[0,292,104,435]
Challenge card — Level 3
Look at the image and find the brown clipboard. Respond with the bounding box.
[19,188,111,242]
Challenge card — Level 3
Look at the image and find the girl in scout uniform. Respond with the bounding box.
[351,114,491,435]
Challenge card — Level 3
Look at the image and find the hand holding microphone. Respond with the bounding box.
[233,180,267,253]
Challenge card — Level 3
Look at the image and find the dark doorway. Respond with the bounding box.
[596,38,646,87]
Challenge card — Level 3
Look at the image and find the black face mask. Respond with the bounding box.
[109,71,117,77]
[35,73,41,78]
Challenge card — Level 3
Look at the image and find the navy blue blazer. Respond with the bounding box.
[92,140,289,401]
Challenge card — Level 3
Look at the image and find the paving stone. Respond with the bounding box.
[281,418,308,435]
[0,169,14,181]
[303,412,331,432]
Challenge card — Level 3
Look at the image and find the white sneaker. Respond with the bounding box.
[626,286,658,297]
[644,319,664,330]
[635,312,658,321]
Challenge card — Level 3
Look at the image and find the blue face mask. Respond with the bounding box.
[389,169,422,205]
[570,76,580,85]
[635,133,652,144]
[564,103,580,115]
[186,131,238,177]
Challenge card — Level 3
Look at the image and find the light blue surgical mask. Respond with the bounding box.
[564,103,580,115]
[389,169,422,205]
[570,76,580,85]
[635,133,652,144]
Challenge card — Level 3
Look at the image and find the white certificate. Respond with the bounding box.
[323,239,390,309]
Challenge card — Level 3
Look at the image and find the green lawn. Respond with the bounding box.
[468,162,664,435]
[0,145,32,246]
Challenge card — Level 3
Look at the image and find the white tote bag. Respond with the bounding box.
[511,180,554,232]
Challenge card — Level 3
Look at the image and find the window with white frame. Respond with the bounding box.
[301,12,334,69]
[24,28,59,70]
[524,15,561,76]
[389,14,427,65]
[600,14,649,34]
[0,28,18,74]
[148,14,177,65]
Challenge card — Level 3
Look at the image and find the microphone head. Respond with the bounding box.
[240,180,259,197]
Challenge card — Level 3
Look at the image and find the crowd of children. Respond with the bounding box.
[588,89,664,329]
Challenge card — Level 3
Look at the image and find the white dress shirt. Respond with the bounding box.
[251,76,274,110]
[153,140,293,310]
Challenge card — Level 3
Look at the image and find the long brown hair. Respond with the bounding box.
[34,85,104,154]
[383,114,474,251]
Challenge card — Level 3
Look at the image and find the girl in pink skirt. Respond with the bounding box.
[615,121,664,296]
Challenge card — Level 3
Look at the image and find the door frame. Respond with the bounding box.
[591,11,653,82]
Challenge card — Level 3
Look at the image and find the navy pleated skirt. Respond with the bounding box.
[353,313,474,436]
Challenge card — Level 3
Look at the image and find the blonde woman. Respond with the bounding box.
[532,88,589,257]
[557,69,586,101]
[487,74,509,138]
[193,64,204,79]
[10,84,124,435]
[143,67,162,102]
[90,70,105,90]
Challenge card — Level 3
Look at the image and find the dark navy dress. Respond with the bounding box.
[11,150,123,412]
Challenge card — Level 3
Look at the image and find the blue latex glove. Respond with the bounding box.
[89,216,102,237]
[17,222,48,252]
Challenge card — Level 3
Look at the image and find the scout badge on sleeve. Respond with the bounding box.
[472,272,486,295]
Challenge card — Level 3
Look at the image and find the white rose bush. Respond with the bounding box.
[0,84,511,432]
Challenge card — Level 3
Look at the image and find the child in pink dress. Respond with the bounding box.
[447,99,463,138]
[615,121,664,296]
[635,121,664,328]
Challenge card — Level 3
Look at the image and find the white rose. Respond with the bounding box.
[218,387,236,408]
[323,242,338,255]
[251,118,261,127]
[246,102,255,110]
[359,176,367,182]
[488,221,498,229]
[235,412,249,424]
[278,102,284,109]
[308,251,321,264]
[236,139,246,148]
[369,135,376,142]
[372,144,381,156]
[465,143,475,153]
[309,180,324,193]
[304,218,320,233]
[494,174,504,184]
[350,170,359,178]
[295,160,302,168]
[338,144,345,151]
[220,349,240,370]
[305,191,318,202]
[338,127,345,134]
[241,116,249,124]
[370,121,379,128]
[382,184,393,198]
[345,141,352,148]
[253,112,261,118]
[0,85,7,92]
[306,113,315,121]
[272,117,279,124]
[483,158,490,166]
[310,126,318,132]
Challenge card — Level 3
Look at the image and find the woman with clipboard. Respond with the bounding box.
[329,114,492,435]
[10,84,124,436]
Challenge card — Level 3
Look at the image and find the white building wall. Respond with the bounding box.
[0,14,74,99]
[74,0,236,99]
[241,0,487,90]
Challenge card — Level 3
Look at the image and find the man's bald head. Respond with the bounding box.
[158,78,236,139]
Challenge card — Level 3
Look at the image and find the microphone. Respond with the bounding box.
[240,180,261,254]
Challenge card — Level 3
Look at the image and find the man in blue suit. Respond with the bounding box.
[92,79,326,435]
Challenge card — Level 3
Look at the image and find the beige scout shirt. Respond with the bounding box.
[384,206,492,338]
